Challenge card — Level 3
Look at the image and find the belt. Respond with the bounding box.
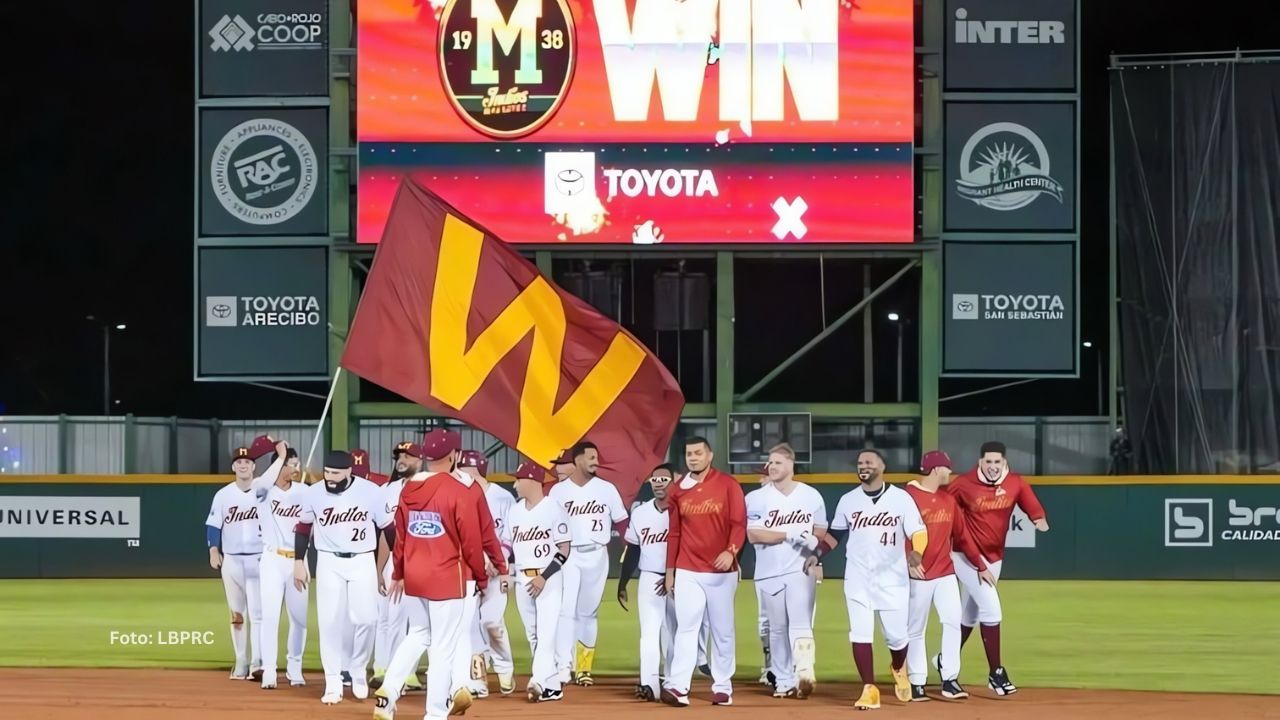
[226,552,261,557]
[274,548,296,559]
[572,543,601,553]
[521,568,542,577]
[321,550,372,559]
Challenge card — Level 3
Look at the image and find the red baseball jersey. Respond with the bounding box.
[392,472,488,600]
[464,475,509,578]
[666,467,746,573]
[904,481,985,580]
[944,469,1046,567]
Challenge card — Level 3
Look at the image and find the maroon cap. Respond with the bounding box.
[420,428,461,461]
[246,434,277,460]
[550,449,574,465]
[921,450,953,474]
[393,441,422,459]
[513,461,548,483]
[350,448,371,478]
[458,450,488,478]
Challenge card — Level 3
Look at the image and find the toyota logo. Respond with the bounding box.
[211,304,232,318]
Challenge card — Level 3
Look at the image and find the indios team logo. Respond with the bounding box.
[408,510,445,538]
[437,0,577,139]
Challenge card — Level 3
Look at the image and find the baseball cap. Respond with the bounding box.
[246,434,277,460]
[324,450,354,470]
[350,448,371,478]
[458,450,488,478]
[420,428,461,461]
[513,461,547,483]
[550,449,574,465]
[230,446,253,463]
[921,450,953,474]
[393,441,421,459]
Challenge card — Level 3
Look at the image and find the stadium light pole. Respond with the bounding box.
[87,316,127,416]
[888,313,903,402]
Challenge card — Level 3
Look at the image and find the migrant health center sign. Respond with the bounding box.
[355,0,916,244]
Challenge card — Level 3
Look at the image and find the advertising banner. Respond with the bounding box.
[944,101,1075,232]
[355,0,915,244]
[0,497,140,539]
[200,0,330,97]
[944,0,1076,91]
[196,246,329,380]
[199,108,328,237]
[943,241,1076,375]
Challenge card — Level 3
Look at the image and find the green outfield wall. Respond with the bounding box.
[1,475,1276,580]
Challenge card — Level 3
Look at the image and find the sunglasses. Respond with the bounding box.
[647,476,672,483]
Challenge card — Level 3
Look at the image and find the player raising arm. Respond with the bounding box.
[826,449,927,711]
[255,443,310,689]
[945,440,1049,696]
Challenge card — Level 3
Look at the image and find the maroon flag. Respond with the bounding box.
[341,179,685,504]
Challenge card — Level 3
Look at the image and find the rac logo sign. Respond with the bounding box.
[428,214,647,465]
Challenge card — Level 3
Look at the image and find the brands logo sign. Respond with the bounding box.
[1165,498,1280,547]
[944,0,1076,91]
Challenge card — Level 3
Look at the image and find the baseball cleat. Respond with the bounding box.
[370,668,386,690]
[449,687,474,715]
[373,687,396,719]
[711,692,732,706]
[321,687,343,705]
[635,684,656,701]
[697,664,712,677]
[250,666,264,682]
[910,685,929,702]
[526,684,543,703]
[854,683,880,711]
[575,671,594,687]
[758,667,772,685]
[498,672,515,696]
[660,688,690,707]
[940,679,968,699]
[988,667,1017,696]
[342,671,354,686]
[537,688,564,703]
[260,670,277,690]
[230,664,249,680]
[471,684,490,699]
[773,687,798,699]
[794,636,816,698]
[287,674,306,687]
[353,676,370,700]
[890,663,911,702]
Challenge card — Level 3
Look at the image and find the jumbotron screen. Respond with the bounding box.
[356,0,914,244]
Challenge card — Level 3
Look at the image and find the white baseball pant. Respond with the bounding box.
[555,545,608,675]
[514,571,564,692]
[666,569,738,695]
[220,553,263,671]
[755,582,770,670]
[637,570,676,697]
[845,596,908,650]
[258,550,308,680]
[388,595,467,720]
[475,580,515,675]
[757,571,817,692]
[315,552,379,692]
[907,574,962,684]
[374,561,409,672]
[455,582,484,693]
[953,554,1004,625]
[381,593,431,700]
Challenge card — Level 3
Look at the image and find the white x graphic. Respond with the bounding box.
[771,196,808,240]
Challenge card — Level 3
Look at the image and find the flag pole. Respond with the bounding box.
[303,367,343,479]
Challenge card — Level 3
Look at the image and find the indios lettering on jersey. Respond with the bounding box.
[223,506,259,524]
[763,508,813,528]
[921,507,953,524]
[271,500,302,518]
[564,500,608,517]
[847,510,901,530]
[319,506,371,526]
[680,498,723,516]
[638,526,668,544]
[973,496,1013,512]
[511,525,553,543]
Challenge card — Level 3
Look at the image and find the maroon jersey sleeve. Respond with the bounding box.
[950,499,987,570]
[665,485,683,569]
[392,496,407,582]
[1014,476,1047,521]
[473,487,508,576]
[453,488,488,593]
[725,475,747,557]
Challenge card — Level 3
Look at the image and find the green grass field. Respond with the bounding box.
[1,579,1275,695]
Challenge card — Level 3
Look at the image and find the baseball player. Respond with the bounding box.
[255,444,310,689]
[753,464,774,687]
[292,450,394,704]
[206,435,285,681]
[945,441,1049,696]
[745,443,828,699]
[660,436,746,707]
[904,450,985,701]
[459,449,517,697]
[505,460,572,702]
[372,441,424,691]
[616,464,677,701]
[375,429,489,720]
[827,449,927,711]
[547,440,628,686]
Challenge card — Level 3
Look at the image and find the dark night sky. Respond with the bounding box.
[2,0,1273,420]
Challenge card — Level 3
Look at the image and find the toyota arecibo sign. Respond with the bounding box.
[200,108,327,236]
[200,0,329,97]
[945,102,1075,232]
[197,246,329,380]
[943,241,1076,376]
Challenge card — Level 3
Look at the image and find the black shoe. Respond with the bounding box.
[766,670,777,688]
[697,664,712,677]
[941,679,969,699]
[988,667,1017,696]
[635,684,656,701]
[538,688,564,703]
[910,685,929,702]
[341,671,353,687]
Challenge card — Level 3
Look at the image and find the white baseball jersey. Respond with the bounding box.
[484,483,516,549]
[829,484,925,609]
[623,499,671,574]
[505,498,571,571]
[548,476,628,547]
[299,477,392,554]
[746,481,828,580]
[207,483,263,555]
[255,481,306,552]
[381,477,406,523]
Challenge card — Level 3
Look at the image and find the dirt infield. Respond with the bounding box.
[1,670,1275,719]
